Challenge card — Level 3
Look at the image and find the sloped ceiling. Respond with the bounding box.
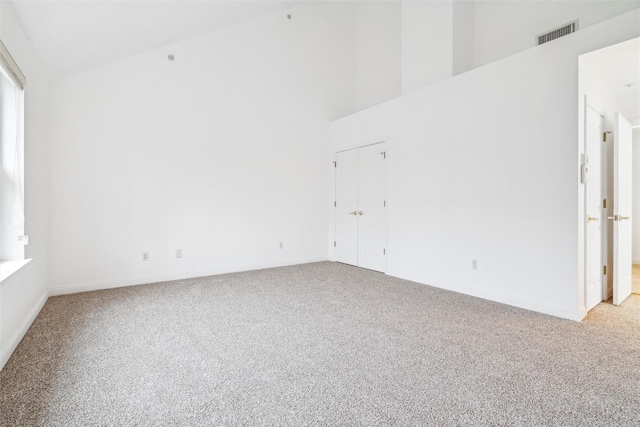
[9,0,293,78]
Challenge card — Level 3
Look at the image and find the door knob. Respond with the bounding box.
[349,211,357,215]
[357,211,364,215]
[587,216,599,222]
[608,215,630,221]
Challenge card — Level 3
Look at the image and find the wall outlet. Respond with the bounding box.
[471,259,478,270]
[279,242,284,249]
[176,249,182,258]
[142,252,149,261]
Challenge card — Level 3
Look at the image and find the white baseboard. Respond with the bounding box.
[0,290,49,371]
[387,269,582,322]
[49,257,328,296]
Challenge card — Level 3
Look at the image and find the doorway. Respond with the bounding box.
[334,142,387,272]
[633,265,640,295]
[579,37,640,313]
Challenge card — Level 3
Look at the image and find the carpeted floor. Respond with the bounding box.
[1,262,639,426]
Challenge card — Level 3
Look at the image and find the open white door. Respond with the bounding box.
[613,112,633,305]
[584,105,604,311]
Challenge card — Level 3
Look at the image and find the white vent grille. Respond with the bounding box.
[536,20,578,45]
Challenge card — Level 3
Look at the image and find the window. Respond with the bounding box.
[0,39,27,281]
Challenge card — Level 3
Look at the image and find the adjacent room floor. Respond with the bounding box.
[633,264,640,295]
[1,262,639,426]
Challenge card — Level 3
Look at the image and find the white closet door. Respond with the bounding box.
[584,105,603,311]
[335,149,359,266]
[357,143,387,272]
[613,112,633,305]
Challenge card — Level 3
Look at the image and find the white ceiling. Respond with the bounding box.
[581,37,640,120]
[9,0,293,78]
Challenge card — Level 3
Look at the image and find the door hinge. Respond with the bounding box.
[383,248,386,255]
[384,200,386,207]
[334,201,336,207]
[334,241,336,247]
[603,131,611,142]
[603,265,607,275]
[603,199,607,209]
[333,161,336,168]
[380,151,386,159]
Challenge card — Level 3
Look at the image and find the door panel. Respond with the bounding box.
[357,143,387,272]
[335,149,358,266]
[613,112,633,305]
[585,105,603,311]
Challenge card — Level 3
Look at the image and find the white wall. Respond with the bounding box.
[452,0,474,76]
[0,2,50,370]
[399,0,639,96]
[48,3,356,293]
[472,0,640,69]
[330,10,640,321]
[355,1,401,111]
[633,128,640,264]
[401,0,453,95]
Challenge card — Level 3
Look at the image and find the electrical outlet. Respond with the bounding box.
[176,249,182,258]
[471,259,478,270]
[142,252,149,261]
[279,242,284,249]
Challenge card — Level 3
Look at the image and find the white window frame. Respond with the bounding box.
[0,39,29,283]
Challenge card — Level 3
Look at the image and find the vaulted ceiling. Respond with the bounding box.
[8,0,640,121]
[9,0,293,77]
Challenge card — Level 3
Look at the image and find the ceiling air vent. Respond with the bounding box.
[536,20,578,45]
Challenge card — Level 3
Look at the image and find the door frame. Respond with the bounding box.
[333,140,388,273]
[578,95,608,318]
[583,98,607,311]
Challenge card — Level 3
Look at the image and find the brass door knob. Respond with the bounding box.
[587,216,599,222]
[357,211,364,215]
[349,211,357,215]
[609,215,631,221]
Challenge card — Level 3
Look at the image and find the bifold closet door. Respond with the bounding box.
[335,148,359,266]
[356,143,387,272]
[334,143,387,272]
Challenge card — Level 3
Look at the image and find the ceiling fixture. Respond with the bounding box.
[624,83,634,88]
[168,54,175,61]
